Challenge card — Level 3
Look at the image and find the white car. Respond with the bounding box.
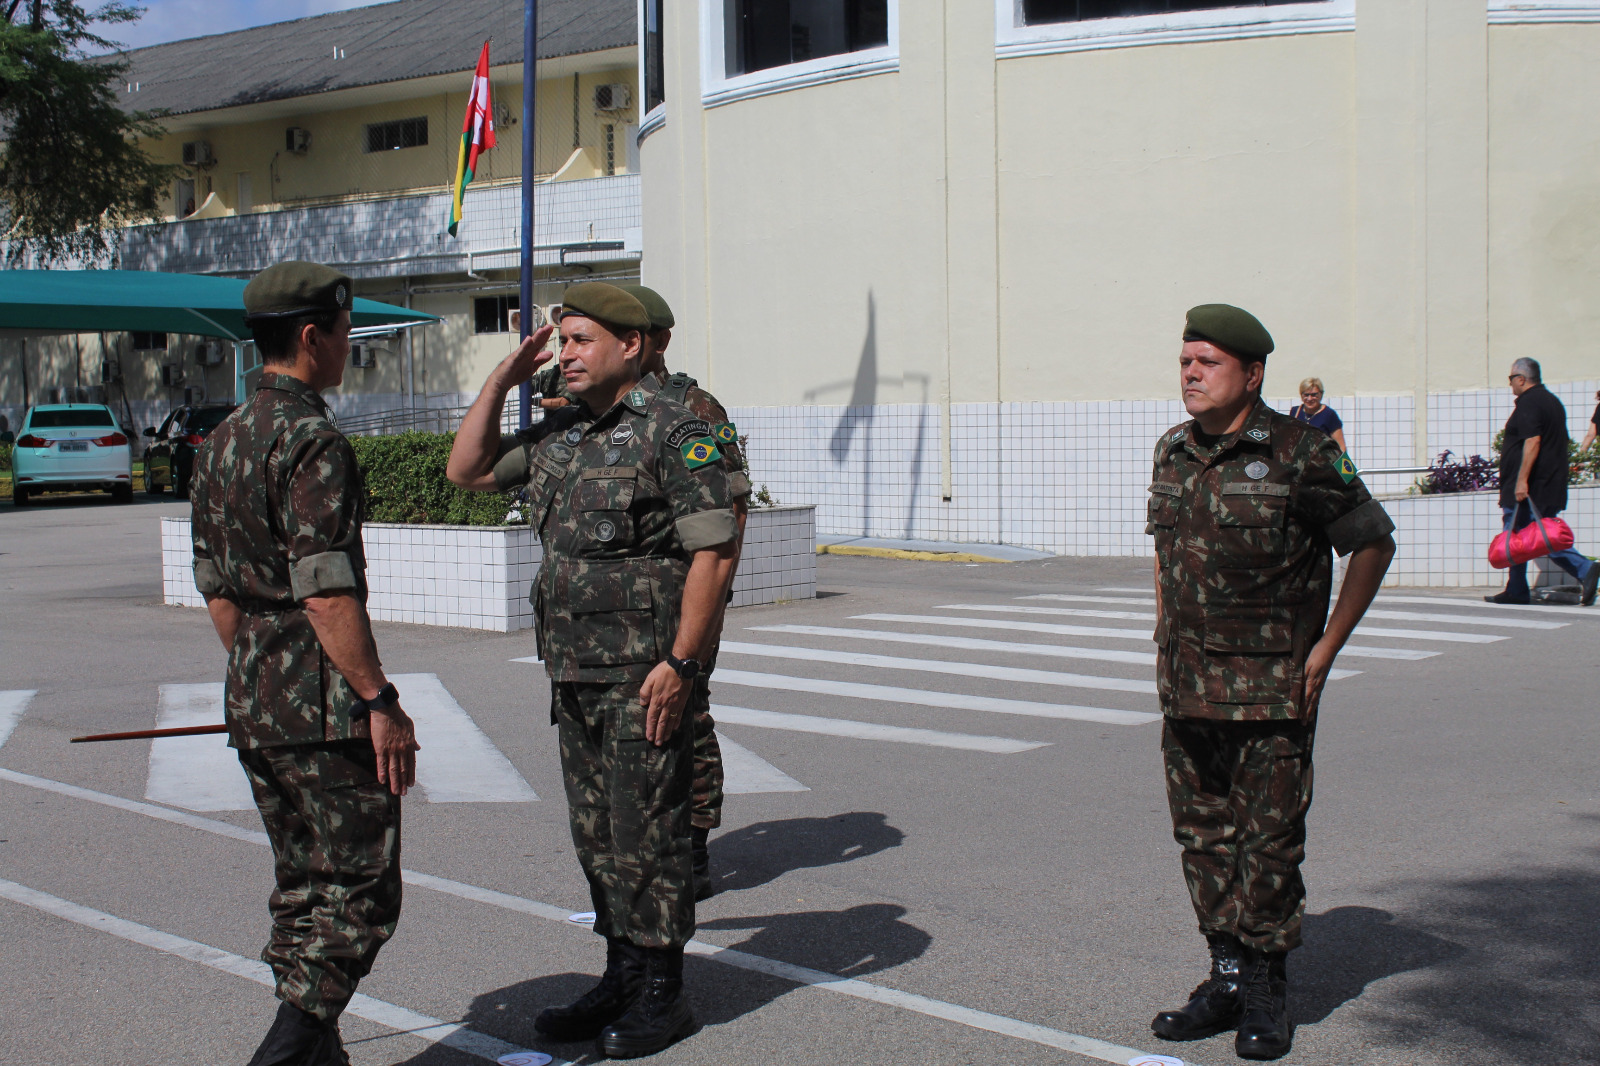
[11,404,134,505]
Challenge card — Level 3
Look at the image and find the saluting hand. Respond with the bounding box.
[370,704,421,796]
[640,662,691,746]
[494,326,556,390]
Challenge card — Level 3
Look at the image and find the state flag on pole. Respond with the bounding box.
[448,41,496,237]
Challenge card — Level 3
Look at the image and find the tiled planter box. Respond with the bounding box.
[161,504,816,630]
[1338,483,1599,589]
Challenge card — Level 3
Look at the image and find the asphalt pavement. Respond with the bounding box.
[1,493,1596,1066]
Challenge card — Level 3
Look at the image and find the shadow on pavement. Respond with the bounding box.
[708,811,905,894]
[1292,905,1461,1025]
[385,971,604,1065]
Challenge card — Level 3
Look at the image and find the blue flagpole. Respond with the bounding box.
[518,0,538,429]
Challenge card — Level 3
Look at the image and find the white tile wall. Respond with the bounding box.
[161,506,818,630]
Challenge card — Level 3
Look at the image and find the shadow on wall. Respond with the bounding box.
[805,291,933,538]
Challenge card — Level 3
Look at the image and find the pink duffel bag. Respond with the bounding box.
[1488,500,1574,568]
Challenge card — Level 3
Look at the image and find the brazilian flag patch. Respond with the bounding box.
[1335,452,1358,484]
[714,422,738,444]
[681,436,722,469]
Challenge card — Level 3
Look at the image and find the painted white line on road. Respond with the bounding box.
[1362,609,1564,630]
[847,617,1363,678]
[0,767,1187,1066]
[1096,587,1153,594]
[718,734,809,794]
[1379,594,1600,617]
[0,690,36,750]
[1022,594,1157,606]
[940,603,1157,622]
[714,669,1161,726]
[147,683,253,812]
[0,877,559,1066]
[712,706,1048,752]
[1334,645,1440,661]
[391,673,538,803]
[720,641,1157,695]
[749,624,1161,666]
[1353,626,1505,644]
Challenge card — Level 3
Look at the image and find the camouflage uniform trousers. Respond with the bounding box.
[553,679,696,949]
[1162,716,1315,954]
[237,740,403,1022]
[689,673,724,830]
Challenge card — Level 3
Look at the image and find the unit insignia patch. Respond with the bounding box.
[680,437,721,469]
[1245,460,1269,480]
[665,419,712,449]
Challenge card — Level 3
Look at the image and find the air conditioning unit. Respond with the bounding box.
[285,127,311,154]
[594,83,631,111]
[161,363,185,387]
[350,343,376,369]
[183,386,207,405]
[545,304,564,328]
[101,358,121,384]
[181,140,214,167]
[196,341,226,366]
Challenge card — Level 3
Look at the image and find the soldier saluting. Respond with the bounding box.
[190,262,419,1066]
[448,282,739,1059]
[1146,305,1395,1060]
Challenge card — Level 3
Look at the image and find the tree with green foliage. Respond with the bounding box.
[1,0,174,266]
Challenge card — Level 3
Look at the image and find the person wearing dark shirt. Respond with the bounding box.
[1289,377,1347,453]
[1581,390,1598,453]
[1488,359,1598,606]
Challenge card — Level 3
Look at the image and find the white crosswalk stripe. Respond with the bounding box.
[392,673,538,803]
[1361,609,1565,630]
[1378,594,1600,619]
[1022,594,1157,606]
[856,612,1153,641]
[1350,626,1505,644]
[940,603,1156,622]
[0,690,36,751]
[718,735,809,793]
[146,684,252,811]
[713,669,1160,726]
[712,705,1047,753]
[720,640,1158,694]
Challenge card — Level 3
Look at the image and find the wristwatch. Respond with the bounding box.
[665,654,701,680]
[356,682,400,714]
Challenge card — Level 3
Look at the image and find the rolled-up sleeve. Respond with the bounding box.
[192,557,226,597]
[492,436,532,491]
[659,417,737,551]
[280,429,364,599]
[676,508,738,551]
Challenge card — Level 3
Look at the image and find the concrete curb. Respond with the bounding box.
[816,544,1021,564]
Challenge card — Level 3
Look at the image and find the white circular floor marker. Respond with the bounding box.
[1128,1055,1185,1066]
[497,1053,552,1066]
[567,911,596,925]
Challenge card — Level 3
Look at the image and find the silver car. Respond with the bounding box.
[11,404,134,505]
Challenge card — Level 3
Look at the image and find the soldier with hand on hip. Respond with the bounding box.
[448,282,739,1060]
[1146,305,1395,1061]
[190,261,419,1066]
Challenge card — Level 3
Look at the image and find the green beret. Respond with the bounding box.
[616,284,675,331]
[559,282,650,333]
[1183,303,1274,360]
[244,261,353,322]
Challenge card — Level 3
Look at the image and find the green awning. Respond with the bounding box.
[0,269,437,340]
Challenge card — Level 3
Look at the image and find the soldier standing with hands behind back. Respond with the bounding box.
[448,282,739,1059]
[190,262,419,1066]
[1146,305,1394,1060]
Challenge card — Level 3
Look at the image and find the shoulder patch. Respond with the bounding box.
[714,422,738,444]
[665,418,712,449]
[681,437,722,470]
[1335,452,1359,484]
[627,389,647,408]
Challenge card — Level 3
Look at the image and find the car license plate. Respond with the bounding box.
[58,441,88,452]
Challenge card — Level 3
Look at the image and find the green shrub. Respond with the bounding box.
[0,442,11,473]
[350,431,520,526]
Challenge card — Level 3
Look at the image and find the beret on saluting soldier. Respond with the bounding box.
[243,261,353,322]
[559,282,651,333]
[1183,303,1275,360]
[616,284,676,332]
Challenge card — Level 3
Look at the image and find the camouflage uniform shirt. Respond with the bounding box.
[1147,400,1393,721]
[493,374,738,682]
[655,370,751,502]
[190,374,369,748]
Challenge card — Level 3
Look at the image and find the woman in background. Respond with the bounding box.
[1290,377,1347,452]
[1580,389,1599,452]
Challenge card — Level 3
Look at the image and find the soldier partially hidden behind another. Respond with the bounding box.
[1147,305,1395,1060]
[191,262,420,1066]
[448,282,739,1059]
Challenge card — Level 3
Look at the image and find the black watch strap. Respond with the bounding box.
[358,682,400,714]
[666,654,701,680]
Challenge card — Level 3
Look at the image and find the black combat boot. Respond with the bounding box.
[691,826,714,902]
[597,946,696,1059]
[1235,950,1293,1060]
[1150,932,1246,1041]
[535,938,646,1041]
[246,1000,345,1066]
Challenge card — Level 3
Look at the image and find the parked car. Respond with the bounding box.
[143,403,237,499]
[11,404,134,505]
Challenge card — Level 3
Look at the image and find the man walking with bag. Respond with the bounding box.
[1487,358,1599,606]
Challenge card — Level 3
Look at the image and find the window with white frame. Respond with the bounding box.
[701,0,898,108]
[643,0,665,113]
[997,0,1352,57]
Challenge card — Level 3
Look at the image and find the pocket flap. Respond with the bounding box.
[1203,617,1293,654]
[569,570,652,613]
[577,478,637,511]
[1216,488,1288,527]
